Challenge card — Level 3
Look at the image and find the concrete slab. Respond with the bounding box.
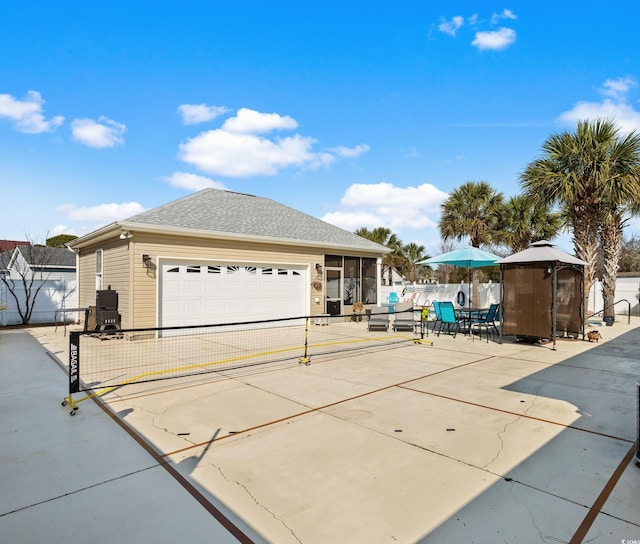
[3,319,640,543]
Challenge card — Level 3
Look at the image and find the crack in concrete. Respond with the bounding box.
[507,482,547,543]
[482,384,544,470]
[207,460,303,544]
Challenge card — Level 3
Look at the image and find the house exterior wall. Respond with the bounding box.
[77,239,131,328]
[129,232,330,329]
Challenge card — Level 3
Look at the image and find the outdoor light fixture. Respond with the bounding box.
[142,254,152,268]
[119,230,133,239]
[315,263,323,275]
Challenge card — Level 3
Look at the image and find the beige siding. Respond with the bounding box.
[76,230,381,331]
[76,240,131,328]
[130,233,328,329]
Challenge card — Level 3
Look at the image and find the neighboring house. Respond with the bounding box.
[0,239,30,253]
[68,189,390,330]
[0,245,76,281]
[0,245,77,325]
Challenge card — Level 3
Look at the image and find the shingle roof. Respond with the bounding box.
[124,189,388,252]
[19,246,77,267]
[497,240,588,266]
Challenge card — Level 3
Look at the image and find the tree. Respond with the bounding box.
[399,242,429,283]
[596,127,640,318]
[47,234,78,248]
[0,243,59,324]
[618,234,640,272]
[439,181,504,303]
[495,194,563,253]
[521,119,640,316]
[355,227,404,285]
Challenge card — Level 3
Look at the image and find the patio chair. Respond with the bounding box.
[393,301,415,333]
[469,303,500,342]
[367,306,390,332]
[436,301,461,338]
[431,301,443,335]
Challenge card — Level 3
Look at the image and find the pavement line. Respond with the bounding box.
[161,355,496,458]
[568,442,638,544]
[398,386,634,444]
[46,348,255,544]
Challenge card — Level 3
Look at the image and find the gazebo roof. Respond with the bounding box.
[497,240,588,266]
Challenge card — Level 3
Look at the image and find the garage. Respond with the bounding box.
[159,261,308,328]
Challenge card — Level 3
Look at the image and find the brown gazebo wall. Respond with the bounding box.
[502,265,551,338]
[502,263,583,339]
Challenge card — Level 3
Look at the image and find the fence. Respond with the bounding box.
[383,279,640,317]
[0,279,77,326]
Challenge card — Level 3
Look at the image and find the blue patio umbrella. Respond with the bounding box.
[418,247,501,307]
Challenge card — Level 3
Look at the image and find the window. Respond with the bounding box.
[95,249,103,290]
[323,255,378,305]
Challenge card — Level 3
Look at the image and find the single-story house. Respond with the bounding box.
[0,245,76,282]
[68,189,390,330]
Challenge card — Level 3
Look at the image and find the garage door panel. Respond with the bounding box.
[161,262,308,328]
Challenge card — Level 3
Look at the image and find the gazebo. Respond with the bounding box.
[497,240,588,348]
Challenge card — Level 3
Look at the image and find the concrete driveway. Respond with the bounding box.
[1,320,639,543]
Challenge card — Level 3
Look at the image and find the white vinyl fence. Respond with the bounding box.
[382,279,640,318]
[0,279,77,326]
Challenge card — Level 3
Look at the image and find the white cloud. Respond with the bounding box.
[471,28,516,51]
[491,9,517,24]
[601,76,637,100]
[321,182,448,233]
[222,108,298,134]
[164,172,228,191]
[178,107,364,177]
[178,103,229,125]
[438,15,464,36]
[0,90,64,133]
[180,130,326,177]
[329,144,371,158]
[558,77,640,134]
[71,116,126,148]
[58,201,145,222]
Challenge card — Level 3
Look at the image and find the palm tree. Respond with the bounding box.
[521,119,640,316]
[355,227,404,285]
[439,181,504,304]
[596,128,640,319]
[496,194,564,253]
[400,242,430,283]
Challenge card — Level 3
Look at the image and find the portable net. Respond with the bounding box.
[68,311,420,396]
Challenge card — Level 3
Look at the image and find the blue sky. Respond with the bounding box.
[2,2,640,255]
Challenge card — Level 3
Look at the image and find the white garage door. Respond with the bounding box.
[160,262,308,328]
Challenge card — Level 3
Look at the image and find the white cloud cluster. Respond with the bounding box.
[0,90,127,149]
[58,201,146,222]
[178,107,369,177]
[438,9,517,51]
[71,116,126,148]
[438,15,464,37]
[558,77,640,134]
[472,28,516,51]
[0,90,64,133]
[164,172,227,191]
[178,103,229,124]
[321,182,448,233]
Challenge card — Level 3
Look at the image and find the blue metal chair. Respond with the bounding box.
[470,303,500,342]
[431,301,442,335]
[436,301,461,337]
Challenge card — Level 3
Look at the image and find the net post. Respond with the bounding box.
[64,331,80,414]
[299,317,311,365]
